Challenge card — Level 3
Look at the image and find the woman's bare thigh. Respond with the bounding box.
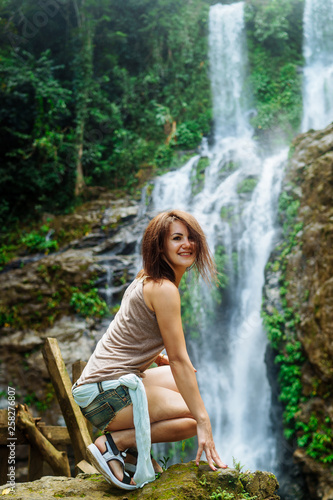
[143,365,179,392]
[105,383,193,432]
[105,403,134,432]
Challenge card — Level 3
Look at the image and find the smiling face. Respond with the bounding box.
[162,220,196,276]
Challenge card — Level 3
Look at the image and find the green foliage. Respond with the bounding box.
[296,415,333,463]
[275,341,306,433]
[154,144,174,172]
[0,305,18,329]
[158,455,171,471]
[278,191,300,232]
[236,177,258,194]
[70,287,110,318]
[0,244,17,271]
[174,121,203,149]
[20,225,58,254]
[191,156,210,196]
[0,0,212,227]
[0,48,75,227]
[179,273,201,339]
[244,0,304,141]
[23,383,55,412]
[220,206,233,221]
[232,457,245,473]
[215,246,229,291]
[210,488,235,500]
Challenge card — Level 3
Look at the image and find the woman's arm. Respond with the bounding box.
[146,279,227,470]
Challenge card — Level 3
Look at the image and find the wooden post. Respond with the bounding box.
[72,360,87,384]
[72,361,93,439]
[16,404,70,477]
[42,338,92,465]
[0,408,74,483]
[28,446,45,481]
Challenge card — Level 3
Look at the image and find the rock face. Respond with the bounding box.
[0,191,147,427]
[0,463,280,500]
[263,123,333,500]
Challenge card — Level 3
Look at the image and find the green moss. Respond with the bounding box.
[236,177,258,195]
[191,156,210,196]
[84,475,105,482]
[220,206,235,222]
[179,278,201,340]
[215,246,230,291]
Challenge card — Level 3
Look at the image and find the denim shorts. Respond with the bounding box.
[80,384,132,431]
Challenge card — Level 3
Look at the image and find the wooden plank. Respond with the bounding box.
[16,403,70,477]
[76,460,98,475]
[72,360,87,384]
[0,447,9,486]
[28,445,44,481]
[72,361,93,439]
[39,426,72,445]
[0,426,71,446]
[42,338,92,465]
[0,410,7,425]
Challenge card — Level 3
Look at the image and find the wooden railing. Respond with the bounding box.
[0,338,97,485]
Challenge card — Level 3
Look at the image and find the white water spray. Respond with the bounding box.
[301,0,333,131]
[149,2,288,471]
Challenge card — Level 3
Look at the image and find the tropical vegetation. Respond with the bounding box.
[0,0,305,233]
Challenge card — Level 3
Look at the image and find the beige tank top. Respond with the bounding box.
[76,278,164,384]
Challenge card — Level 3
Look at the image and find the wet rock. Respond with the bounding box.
[263,123,333,499]
[0,462,280,500]
[0,192,143,425]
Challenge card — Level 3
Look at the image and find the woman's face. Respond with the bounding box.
[162,220,196,273]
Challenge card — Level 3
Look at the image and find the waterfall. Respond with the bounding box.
[301,0,333,131]
[148,2,287,472]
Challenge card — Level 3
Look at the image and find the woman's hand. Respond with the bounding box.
[196,419,228,470]
[155,353,170,366]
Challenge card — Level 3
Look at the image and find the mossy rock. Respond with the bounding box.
[0,462,280,500]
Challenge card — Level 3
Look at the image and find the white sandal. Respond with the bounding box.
[87,433,137,490]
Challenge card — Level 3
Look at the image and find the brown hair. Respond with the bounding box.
[137,209,217,284]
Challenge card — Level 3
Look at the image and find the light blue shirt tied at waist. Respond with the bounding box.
[72,374,155,488]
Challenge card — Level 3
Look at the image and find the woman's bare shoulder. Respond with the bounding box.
[145,278,178,294]
[143,279,179,310]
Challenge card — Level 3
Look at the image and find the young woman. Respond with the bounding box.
[72,209,227,490]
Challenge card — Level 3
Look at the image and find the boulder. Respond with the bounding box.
[0,463,280,500]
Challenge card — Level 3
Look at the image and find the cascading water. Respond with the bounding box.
[301,0,333,131]
[148,1,288,472]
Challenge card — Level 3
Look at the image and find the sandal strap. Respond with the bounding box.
[103,433,132,486]
[105,433,120,456]
[105,433,127,459]
[122,471,132,485]
[125,447,138,460]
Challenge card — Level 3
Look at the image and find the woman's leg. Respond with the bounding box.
[95,369,196,482]
[143,365,179,393]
